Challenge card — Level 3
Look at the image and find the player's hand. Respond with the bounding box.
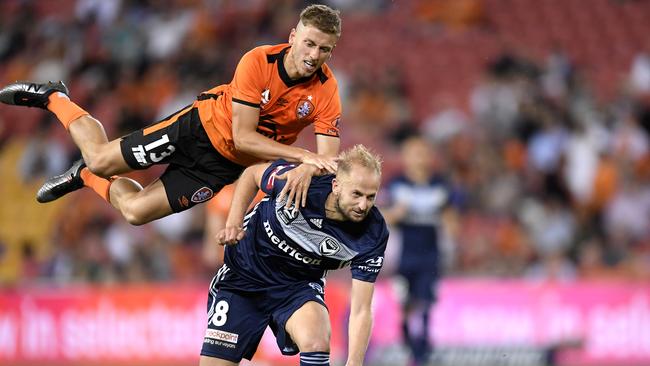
[300,151,338,174]
[215,226,245,246]
[277,163,320,209]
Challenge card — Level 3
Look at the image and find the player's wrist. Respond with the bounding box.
[302,163,319,173]
[297,149,313,163]
[224,217,244,228]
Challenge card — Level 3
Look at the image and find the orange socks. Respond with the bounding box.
[47,92,89,129]
[80,167,116,202]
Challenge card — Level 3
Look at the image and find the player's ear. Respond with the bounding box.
[332,178,340,195]
[288,28,297,45]
[328,44,336,59]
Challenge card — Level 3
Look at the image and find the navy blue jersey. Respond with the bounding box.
[222,160,389,290]
[387,174,453,273]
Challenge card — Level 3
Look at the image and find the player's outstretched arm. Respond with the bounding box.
[276,134,340,209]
[232,102,337,172]
[215,163,269,246]
[346,279,375,366]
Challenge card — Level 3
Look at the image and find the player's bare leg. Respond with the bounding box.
[108,178,173,225]
[285,301,331,365]
[67,114,132,175]
[198,355,239,366]
[0,81,171,224]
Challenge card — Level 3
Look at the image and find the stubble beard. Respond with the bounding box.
[335,196,365,222]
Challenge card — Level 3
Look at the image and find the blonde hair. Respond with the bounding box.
[300,4,342,37]
[337,144,382,177]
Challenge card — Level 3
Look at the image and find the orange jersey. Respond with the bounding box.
[194,43,341,166]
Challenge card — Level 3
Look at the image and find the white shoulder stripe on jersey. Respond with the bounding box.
[273,199,358,261]
[242,197,269,229]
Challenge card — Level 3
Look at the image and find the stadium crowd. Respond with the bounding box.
[0,0,649,286]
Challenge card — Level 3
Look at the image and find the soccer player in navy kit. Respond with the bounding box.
[201,145,388,366]
[383,136,458,366]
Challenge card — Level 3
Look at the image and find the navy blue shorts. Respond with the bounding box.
[399,269,438,303]
[200,265,327,362]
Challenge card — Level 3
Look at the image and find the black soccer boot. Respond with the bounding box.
[36,159,86,203]
[0,81,69,109]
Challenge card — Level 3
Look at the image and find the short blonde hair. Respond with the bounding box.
[300,4,342,37]
[337,144,382,177]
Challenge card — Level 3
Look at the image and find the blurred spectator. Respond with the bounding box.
[415,0,486,32]
[525,250,577,283]
[143,3,195,61]
[541,49,575,101]
[610,112,649,162]
[470,73,521,139]
[604,165,650,244]
[521,196,576,257]
[563,118,609,204]
[576,236,625,280]
[421,93,470,144]
[75,0,122,28]
[18,118,68,182]
[629,51,650,95]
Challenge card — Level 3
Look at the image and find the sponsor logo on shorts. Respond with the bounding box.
[178,195,189,208]
[205,329,239,344]
[191,187,213,203]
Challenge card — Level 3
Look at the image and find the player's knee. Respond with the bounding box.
[120,202,151,226]
[85,154,116,178]
[298,337,330,353]
[122,211,149,226]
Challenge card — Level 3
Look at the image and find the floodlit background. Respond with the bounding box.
[1,0,649,366]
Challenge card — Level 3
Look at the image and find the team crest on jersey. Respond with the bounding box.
[191,187,213,203]
[296,98,314,119]
[319,238,341,256]
[261,89,271,105]
[278,204,299,225]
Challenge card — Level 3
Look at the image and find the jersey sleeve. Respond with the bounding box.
[350,222,389,282]
[392,181,416,207]
[260,160,298,197]
[230,48,266,108]
[313,84,341,137]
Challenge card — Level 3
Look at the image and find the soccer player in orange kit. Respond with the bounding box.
[0,4,342,225]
